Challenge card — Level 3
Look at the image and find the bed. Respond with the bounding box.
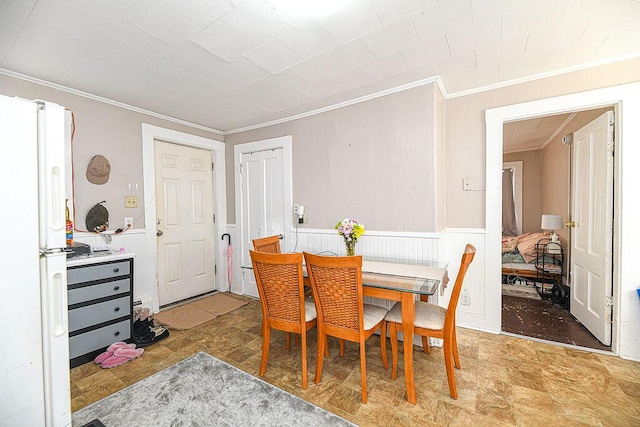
[502,248,538,282]
[501,232,554,284]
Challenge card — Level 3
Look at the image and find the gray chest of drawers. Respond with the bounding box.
[67,254,134,368]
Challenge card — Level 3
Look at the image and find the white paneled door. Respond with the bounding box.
[570,111,614,346]
[240,148,285,297]
[155,141,216,305]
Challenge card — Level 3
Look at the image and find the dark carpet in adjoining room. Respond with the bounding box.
[502,295,611,351]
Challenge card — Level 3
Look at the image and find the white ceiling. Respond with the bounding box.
[1,0,639,133]
[503,113,573,153]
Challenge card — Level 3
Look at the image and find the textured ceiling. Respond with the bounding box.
[1,0,639,133]
[503,113,573,153]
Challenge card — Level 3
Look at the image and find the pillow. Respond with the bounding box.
[501,237,519,253]
[516,232,548,263]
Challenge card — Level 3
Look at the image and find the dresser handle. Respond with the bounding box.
[113,268,120,273]
[114,286,120,291]
[114,307,120,312]
[114,331,120,336]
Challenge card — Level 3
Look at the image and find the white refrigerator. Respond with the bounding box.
[0,95,72,426]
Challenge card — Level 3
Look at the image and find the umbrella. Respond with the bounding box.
[222,234,232,292]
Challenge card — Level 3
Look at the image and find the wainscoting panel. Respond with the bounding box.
[441,229,488,331]
[74,230,153,311]
[237,227,491,336]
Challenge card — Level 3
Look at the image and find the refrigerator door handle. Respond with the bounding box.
[37,102,67,250]
[51,268,67,337]
[42,253,68,337]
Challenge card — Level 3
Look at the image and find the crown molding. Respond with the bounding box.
[0,68,224,136]
[446,51,640,99]
[4,49,639,138]
[224,76,444,135]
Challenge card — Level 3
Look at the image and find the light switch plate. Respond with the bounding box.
[125,196,138,208]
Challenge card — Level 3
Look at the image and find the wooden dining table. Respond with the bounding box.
[360,260,448,404]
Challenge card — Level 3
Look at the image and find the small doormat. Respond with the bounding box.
[502,283,541,300]
[154,293,247,330]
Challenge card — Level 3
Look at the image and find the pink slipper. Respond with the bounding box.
[113,346,144,360]
[100,347,144,369]
[93,342,136,364]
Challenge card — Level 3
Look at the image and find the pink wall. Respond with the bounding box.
[0,74,222,230]
[225,84,441,232]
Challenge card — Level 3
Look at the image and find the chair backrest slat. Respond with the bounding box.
[252,235,281,254]
[250,250,304,324]
[444,244,476,331]
[303,252,363,332]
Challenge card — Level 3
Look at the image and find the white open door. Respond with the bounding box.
[155,140,216,305]
[240,149,285,297]
[570,111,614,346]
[235,136,292,298]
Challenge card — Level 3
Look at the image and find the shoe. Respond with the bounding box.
[135,325,169,348]
[93,342,136,364]
[133,317,154,339]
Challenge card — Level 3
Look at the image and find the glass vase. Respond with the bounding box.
[345,240,356,256]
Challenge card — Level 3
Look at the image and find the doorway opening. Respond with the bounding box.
[499,108,613,351]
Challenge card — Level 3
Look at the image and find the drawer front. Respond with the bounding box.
[67,260,130,285]
[69,320,131,359]
[68,278,131,305]
[69,296,131,332]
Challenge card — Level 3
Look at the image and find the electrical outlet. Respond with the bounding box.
[462,178,473,191]
[461,292,471,306]
[124,217,133,229]
[125,196,137,208]
[294,204,299,214]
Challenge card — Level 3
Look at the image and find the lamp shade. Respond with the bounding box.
[541,214,563,230]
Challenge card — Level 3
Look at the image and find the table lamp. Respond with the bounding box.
[541,214,563,243]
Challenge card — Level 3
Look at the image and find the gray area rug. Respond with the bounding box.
[73,352,355,427]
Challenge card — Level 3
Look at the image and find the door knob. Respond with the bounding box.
[566,221,576,227]
[157,230,163,236]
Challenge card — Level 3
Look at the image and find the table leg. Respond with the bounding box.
[401,292,416,404]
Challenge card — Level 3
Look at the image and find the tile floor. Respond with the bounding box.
[71,295,640,426]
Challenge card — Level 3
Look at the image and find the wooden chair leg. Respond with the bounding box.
[421,336,431,354]
[295,334,300,347]
[260,327,271,376]
[380,321,388,369]
[324,339,330,358]
[339,338,345,357]
[443,337,458,399]
[389,322,398,380]
[359,340,368,404]
[285,332,291,349]
[452,327,461,369]
[301,331,308,389]
[315,332,326,384]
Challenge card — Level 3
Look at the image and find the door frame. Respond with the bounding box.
[234,135,293,295]
[486,82,640,357]
[142,124,227,312]
[502,161,523,236]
